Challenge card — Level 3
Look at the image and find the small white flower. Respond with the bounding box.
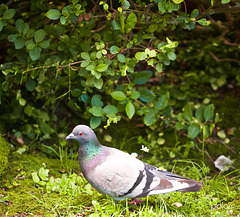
[131,152,138,158]
[140,145,149,153]
[159,166,167,171]
[92,200,97,206]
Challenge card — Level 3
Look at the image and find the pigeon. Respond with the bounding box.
[66,125,202,201]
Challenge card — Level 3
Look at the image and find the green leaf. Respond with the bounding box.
[149,50,157,58]
[34,29,45,43]
[172,0,184,4]
[16,19,25,33]
[81,94,90,103]
[102,49,107,55]
[90,116,102,129]
[112,19,120,30]
[8,34,18,42]
[39,40,50,49]
[217,75,227,87]
[72,0,79,5]
[110,46,121,54]
[0,20,3,32]
[183,104,193,121]
[139,89,155,102]
[135,52,147,61]
[86,64,95,71]
[46,9,61,20]
[190,9,199,18]
[25,40,35,49]
[117,54,126,63]
[126,12,137,29]
[110,91,127,101]
[197,18,210,26]
[167,51,176,60]
[22,23,30,35]
[147,57,156,67]
[122,0,130,9]
[158,2,166,14]
[60,16,66,25]
[96,51,102,59]
[103,105,118,114]
[175,122,185,130]
[134,70,153,84]
[94,78,103,89]
[130,91,140,100]
[217,130,226,139]
[81,60,90,67]
[38,111,50,121]
[195,105,205,122]
[204,104,215,122]
[144,111,155,126]
[103,3,109,10]
[26,79,36,92]
[91,94,103,107]
[126,101,135,119]
[89,106,105,117]
[148,24,158,33]
[38,167,49,181]
[81,52,90,60]
[71,88,81,97]
[62,5,72,17]
[156,63,163,72]
[19,98,26,106]
[2,9,16,20]
[203,125,209,140]
[156,95,168,111]
[15,38,25,49]
[24,105,33,116]
[221,0,230,4]
[177,112,183,121]
[29,47,41,61]
[187,124,200,139]
[120,14,125,32]
[84,183,93,195]
[2,81,9,91]
[95,64,108,72]
[32,172,40,183]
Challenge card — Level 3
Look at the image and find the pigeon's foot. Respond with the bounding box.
[130,198,144,205]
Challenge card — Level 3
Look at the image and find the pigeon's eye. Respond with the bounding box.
[79,132,83,136]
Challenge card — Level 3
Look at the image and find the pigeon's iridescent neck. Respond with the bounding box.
[78,141,103,161]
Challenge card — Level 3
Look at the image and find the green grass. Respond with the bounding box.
[1,153,240,216]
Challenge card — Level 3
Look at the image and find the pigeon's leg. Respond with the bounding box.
[129,198,144,204]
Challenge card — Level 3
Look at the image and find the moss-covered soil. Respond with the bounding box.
[1,152,240,216]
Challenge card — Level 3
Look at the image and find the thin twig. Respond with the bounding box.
[207,138,236,154]
[194,142,214,164]
[209,51,240,63]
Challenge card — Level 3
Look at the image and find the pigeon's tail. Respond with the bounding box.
[177,179,202,192]
[146,167,202,195]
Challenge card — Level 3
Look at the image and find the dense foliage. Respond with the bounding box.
[1,1,240,216]
[0,0,239,163]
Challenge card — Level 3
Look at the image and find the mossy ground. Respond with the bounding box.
[1,152,240,216]
[0,135,10,177]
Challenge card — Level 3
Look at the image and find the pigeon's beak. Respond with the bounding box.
[66,133,75,140]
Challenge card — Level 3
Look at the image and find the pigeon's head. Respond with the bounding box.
[66,125,99,145]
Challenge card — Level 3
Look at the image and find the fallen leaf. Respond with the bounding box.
[172,202,182,208]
